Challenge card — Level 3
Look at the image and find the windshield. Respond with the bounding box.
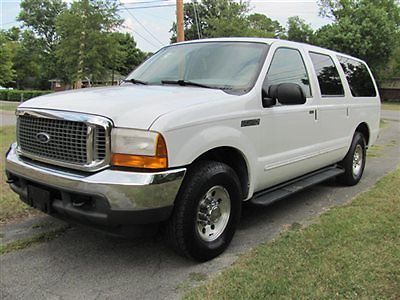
[126,42,270,93]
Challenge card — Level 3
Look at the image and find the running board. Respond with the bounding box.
[250,166,344,207]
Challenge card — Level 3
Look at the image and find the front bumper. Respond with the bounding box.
[5,143,186,229]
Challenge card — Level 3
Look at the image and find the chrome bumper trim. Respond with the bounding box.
[6,143,186,210]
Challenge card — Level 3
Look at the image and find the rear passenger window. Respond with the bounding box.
[264,48,311,98]
[337,56,377,97]
[309,52,344,97]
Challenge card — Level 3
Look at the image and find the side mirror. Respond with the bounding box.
[262,88,276,108]
[268,83,306,105]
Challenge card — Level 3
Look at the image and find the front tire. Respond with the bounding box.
[165,161,242,261]
[338,132,366,186]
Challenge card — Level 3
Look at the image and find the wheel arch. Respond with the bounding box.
[192,146,250,200]
[355,122,370,147]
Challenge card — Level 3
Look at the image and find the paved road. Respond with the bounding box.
[1,121,400,300]
[381,109,400,122]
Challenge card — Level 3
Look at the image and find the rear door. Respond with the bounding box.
[307,51,350,163]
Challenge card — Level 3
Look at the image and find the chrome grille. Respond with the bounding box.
[16,109,111,172]
[18,116,88,164]
[94,126,106,161]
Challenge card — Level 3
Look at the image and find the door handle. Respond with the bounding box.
[309,110,318,120]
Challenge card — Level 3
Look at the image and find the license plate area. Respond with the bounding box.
[28,185,52,213]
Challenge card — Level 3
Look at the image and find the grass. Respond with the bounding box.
[0,126,37,224]
[367,144,384,158]
[0,102,19,112]
[381,102,400,111]
[185,167,400,299]
[0,226,67,255]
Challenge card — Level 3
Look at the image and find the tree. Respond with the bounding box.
[286,16,314,43]
[18,0,67,83]
[12,30,45,89]
[0,32,15,86]
[314,0,400,72]
[18,0,66,52]
[109,32,146,76]
[378,36,400,78]
[55,0,122,83]
[170,0,250,41]
[318,0,400,23]
[246,13,285,38]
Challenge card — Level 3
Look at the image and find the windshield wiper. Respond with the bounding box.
[123,78,148,85]
[161,79,217,89]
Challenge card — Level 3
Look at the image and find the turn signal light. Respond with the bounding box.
[111,134,168,169]
[111,154,167,169]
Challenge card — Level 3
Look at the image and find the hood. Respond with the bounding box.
[19,85,233,129]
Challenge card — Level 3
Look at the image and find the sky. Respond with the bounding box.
[0,0,331,52]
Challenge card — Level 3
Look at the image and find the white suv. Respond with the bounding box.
[6,38,380,261]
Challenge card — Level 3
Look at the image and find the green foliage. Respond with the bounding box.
[314,0,400,73]
[171,0,249,41]
[378,37,400,78]
[109,32,146,76]
[12,30,46,89]
[0,90,52,101]
[18,0,67,85]
[55,0,122,82]
[18,0,66,52]
[246,13,285,38]
[0,33,16,86]
[319,0,400,23]
[4,27,21,42]
[286,16,314,43]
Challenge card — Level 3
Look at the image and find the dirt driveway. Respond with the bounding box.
[1,118,399,300]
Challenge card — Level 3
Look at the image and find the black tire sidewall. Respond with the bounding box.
[340,132,366,185]
[175,162,242,261]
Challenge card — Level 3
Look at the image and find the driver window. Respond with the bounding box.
[263,48,311,98]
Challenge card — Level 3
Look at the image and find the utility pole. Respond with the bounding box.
[176,0,184,42]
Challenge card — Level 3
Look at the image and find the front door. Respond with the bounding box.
[256,46,320,191]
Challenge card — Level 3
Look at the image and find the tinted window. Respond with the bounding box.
[309,52,344,96]
[337,56,377,97]
[263,48,311,98]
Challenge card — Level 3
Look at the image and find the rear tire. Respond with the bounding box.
[338,132,366,186]
[165,160,242,261]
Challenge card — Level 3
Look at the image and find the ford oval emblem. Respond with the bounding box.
[36,132,50,144]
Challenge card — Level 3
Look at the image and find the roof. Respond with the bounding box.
[171,37,367,65]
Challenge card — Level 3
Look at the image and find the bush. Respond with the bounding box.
[0,90,53,102]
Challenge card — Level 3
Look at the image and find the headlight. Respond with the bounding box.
[111,128,168,169]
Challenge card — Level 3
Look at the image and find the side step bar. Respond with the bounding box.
[250,165,344,207]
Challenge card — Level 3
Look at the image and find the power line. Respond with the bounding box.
[1,20,19,26]
[192,0,201,39]
[118,4,176,10]
[122,0,170,4]
[122,4,164,46]
[132,28,161,49]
